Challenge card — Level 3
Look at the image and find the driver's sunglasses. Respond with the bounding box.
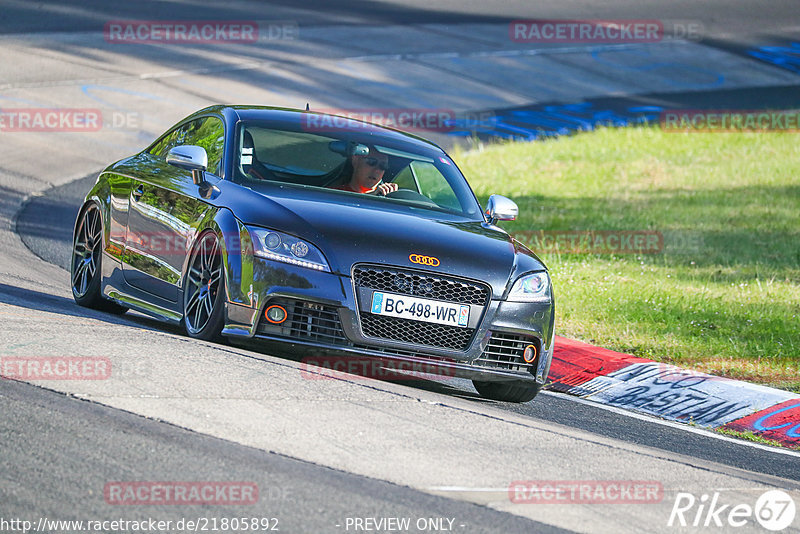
[364,157,389,171]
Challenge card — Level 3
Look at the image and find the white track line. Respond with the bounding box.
[346,43,643,62]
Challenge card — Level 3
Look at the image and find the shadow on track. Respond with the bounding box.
[0,282,183,336]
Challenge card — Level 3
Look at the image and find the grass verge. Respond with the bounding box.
[715,428,798,450]
[455,126,800,393]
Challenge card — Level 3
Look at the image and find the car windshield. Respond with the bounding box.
[233,122,483,220]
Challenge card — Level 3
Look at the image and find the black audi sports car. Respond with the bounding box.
[71,105,554,402]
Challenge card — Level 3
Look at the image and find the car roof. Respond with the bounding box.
[190,105,446,156]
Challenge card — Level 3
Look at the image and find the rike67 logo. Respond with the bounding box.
[668,490,796,531]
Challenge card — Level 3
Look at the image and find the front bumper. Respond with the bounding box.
[222,261,554,384]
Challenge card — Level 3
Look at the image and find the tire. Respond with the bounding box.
[183,231,226,341]
[472,380,542,403]
[70,203,128,314]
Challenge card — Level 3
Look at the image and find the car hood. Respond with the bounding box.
[222,184,546,297]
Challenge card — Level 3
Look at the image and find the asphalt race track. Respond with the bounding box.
[2,2,800,534]
[18,173,800,483]
[2,379,565,534]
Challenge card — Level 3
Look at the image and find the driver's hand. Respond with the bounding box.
[375,182,399,196]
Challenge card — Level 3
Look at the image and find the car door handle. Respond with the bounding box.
[132,185,144,202]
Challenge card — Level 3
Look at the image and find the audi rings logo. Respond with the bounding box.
[409,254,440,267]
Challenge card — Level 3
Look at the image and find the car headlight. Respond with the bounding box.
[247,226,330,272]
[507,271,550,302]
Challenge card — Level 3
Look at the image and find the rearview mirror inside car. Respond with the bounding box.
[329,141,370,157]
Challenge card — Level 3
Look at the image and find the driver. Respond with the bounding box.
[332,147,399,195]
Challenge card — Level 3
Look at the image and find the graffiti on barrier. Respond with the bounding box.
[574,362,797,428]
[753,402,800,437]
[723,399,800,445]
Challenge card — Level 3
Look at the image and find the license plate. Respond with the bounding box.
[370,291,470,328]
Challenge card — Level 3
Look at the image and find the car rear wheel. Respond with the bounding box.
[472,380,542,403]
[183,231,225,341]
[70,203,128,314]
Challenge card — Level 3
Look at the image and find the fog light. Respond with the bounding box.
[522,344,538,364]
[265,304,287,324]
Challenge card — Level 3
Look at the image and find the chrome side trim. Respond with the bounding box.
[106,290,182,324]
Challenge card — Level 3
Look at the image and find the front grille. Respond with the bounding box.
[359,313,474,351]
[353,265,489,351]
[474,332,538,372]
[351,343,456,362]
[288,302,347,344]
[353,266,489,305]
[258,300,348,345]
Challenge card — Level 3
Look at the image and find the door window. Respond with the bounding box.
[149,117,225,176]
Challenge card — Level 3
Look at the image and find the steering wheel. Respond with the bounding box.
[384,188,439,207]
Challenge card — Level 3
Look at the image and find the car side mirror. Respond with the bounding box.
[167,145,208,185]
[485,194,518,224]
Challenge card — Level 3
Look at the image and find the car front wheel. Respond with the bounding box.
[472,380,542,403]
[70,203,128,314]
[183,231,226,341]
